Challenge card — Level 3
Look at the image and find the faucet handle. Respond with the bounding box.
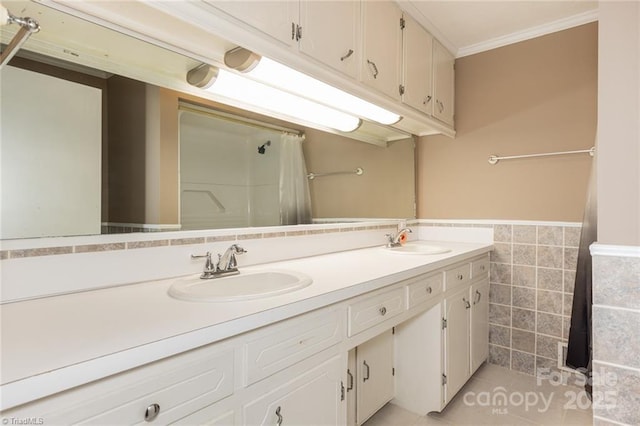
[191,252,216,274]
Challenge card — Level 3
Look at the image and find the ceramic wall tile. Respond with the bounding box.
[536,312,563,338]
[537,290,563,315]
[512,329,535,353]
[513,244,536,266]
[513,225,537,244]
[513,286,536,310]
[593,306,640,369]
[538,226,563,246]
[537,268,563,291]
[593,255,640,309]
[538,246,563,269]
[489,283,511,306]
[512,265,536,288]
[512,308,536,332]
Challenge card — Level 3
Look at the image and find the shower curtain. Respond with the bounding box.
[278,133,312,225]
[566,162,597,391]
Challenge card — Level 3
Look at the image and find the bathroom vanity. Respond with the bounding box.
[0,240,491,425]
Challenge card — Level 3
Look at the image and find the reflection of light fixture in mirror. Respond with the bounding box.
[187,64,361,133]
[224,47,402,126]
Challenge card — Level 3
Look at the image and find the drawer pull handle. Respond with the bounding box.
[367,59,379,79]
[144,403,160,422]
[347,369,354,391]
[340,49,354,61]
[474,290,482,305]
[363,360,370,382]
[379,306,387,316]
[276,406,283,426]
[426,286,433,294]
[463,297,471,309]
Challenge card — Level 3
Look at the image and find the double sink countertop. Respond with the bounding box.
[0,240,492,410]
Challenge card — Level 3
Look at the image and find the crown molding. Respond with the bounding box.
[456,9,599,58]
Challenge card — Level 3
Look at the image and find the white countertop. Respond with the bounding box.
[0,240,492,410]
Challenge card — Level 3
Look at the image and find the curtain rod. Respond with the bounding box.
[178,102,304,137]
[488,147,595,165]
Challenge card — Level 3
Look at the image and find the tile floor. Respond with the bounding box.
[364,363,593,426]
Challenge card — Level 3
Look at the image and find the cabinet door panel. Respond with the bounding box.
[402,13,433,114]
[433,40,455,125]
[204,1,298,47]
[356,329,394,424]
[362,1,403,100]
[243,355,342,425]
[471,280,490,373]
[444,287,470,403]
[299,1,359,78]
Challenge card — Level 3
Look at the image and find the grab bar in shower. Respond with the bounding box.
[488,147,595,165]
[307,167,364,180]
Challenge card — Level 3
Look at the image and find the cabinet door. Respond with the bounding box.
[347,349,357,426]
[444,287,470,403]
[299,1,359,79]
[204,1,299,48]
[402,13,433,114]
[471,279,490,373]
[356,329,394,424]
[432,39,455,126]
[361,1,403,100]
[243,354,343,425]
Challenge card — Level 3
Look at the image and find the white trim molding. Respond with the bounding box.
[590,243,640,258]
[456,9,599,58]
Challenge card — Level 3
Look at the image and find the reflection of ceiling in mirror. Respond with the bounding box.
[0,1,223,90]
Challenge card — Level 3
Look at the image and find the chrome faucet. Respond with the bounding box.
[191,244,247,279]
[385,228,412,248]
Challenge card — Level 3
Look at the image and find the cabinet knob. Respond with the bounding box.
[426,286,432,294]
[457,274,464,281]
[144,403,160,422]
[379,306,387,316]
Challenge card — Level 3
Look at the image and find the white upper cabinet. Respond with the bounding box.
[204,1,299,48]
[299,1,360,79]
[401,13,434,115]
[432,39,455,126]
[361,1,403,101]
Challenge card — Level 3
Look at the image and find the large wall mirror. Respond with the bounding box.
[0,1,415,241]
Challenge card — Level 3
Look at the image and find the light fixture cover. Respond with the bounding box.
[225,48,402,126]
[197,65,361,133]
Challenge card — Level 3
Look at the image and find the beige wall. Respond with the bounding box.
[303,130,415,219]
[597,2,640,246]
[417,23,597,222]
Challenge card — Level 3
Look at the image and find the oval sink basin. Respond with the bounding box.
[168,270,313,302]
[385,242,451,255]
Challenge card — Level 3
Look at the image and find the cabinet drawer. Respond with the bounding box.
[244,308,342,386]
[471,257,489,280]
[4,347,234,425]
[444,263,471,291]
[406,273,443,309]
[348,287,405,336]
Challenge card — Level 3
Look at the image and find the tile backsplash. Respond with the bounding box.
[490,223,580,376]
[419,220,582,377]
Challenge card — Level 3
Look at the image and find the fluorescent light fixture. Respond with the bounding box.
[187,64,361,133]
[225,48,402,126]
